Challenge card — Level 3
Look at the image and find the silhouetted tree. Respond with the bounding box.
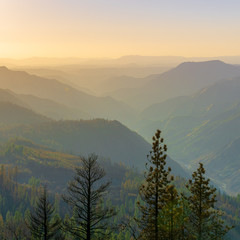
[137,129,172,240]
[28,185,62,240]
[63,154,116,240]
[185,163,231,240]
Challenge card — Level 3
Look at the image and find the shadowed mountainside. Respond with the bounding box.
[0,119,188,178]
[0,102,51,126]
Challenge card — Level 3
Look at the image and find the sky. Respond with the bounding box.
[0,0,240,58]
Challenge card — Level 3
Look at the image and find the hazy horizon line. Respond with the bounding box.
[2,55,240,60]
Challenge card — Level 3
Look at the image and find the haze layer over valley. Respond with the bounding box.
[2,56,240,195]
[2,1,240,239]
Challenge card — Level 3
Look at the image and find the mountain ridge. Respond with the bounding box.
[0,66,136,123]
[0,119,188,178]
[107,60,240,109]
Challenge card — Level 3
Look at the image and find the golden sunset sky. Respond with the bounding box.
[0,0,240,58]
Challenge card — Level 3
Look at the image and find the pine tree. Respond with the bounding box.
[158,184,185,240]
[137,129,172,240]
[185,163,220,240]
[28,185,62,240]
[177,197,195,240]
[209,210,233,240]
[63,154,116,240]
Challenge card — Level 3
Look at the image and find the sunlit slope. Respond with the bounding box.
[0,138,125,192]
[139,78,240,161]
[0,66,135,122]
[138,78,240,194]
[139,104,240,186]
[0,136,188,195]
[141,78,240,121]
[194,137,240,194]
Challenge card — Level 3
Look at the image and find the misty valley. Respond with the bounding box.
[0,58,239,239]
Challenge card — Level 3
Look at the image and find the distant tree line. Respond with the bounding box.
[0,130,234,239]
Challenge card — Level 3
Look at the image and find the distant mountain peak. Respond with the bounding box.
[0,66,9,71]
[177,60,228,68]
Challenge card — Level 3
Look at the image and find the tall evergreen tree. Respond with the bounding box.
[137,129,172,240]
[63,154,116,240]
[158,184,186,240]
[185,163,231,240]
[28,185,62,240]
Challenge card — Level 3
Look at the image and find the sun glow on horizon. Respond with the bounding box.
[1,0,240,59]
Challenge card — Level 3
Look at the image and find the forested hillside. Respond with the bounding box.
[2,0,240,238]
[138,77,240,194]
[0,131,238,239]
[0,60,240,238]
[0,120,187,177]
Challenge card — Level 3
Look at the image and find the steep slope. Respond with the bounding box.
[136,78,240,195]
[138,108,240,195]
[15,93,90,120]
[0,66,136,122]
[108,61,240,109]
[0,88,89,120]
[0,102,50,126]
[0,140,239,238]
[0,138,127,192]
[195,138,240,194]
[0,89,27,107]
[139,77,240,146]
[0,119,188,177]
[141,78,240,121]
[140,102,240,163]
[179,104,240,160]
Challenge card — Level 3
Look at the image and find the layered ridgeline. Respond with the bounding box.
[0,88,89,120]
[138,77,240,194]
[0,102,50,126]
[0,119,188,178]
[107,60,240,109]
[0,66,136,123]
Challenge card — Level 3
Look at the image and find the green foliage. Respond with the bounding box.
[137,129,172,239]
[0,210,30,239]
[0,119,154,169]
[158,185,187,240]
[185,163,231,240]
[0,132,237,239]
[28,185,62,240]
